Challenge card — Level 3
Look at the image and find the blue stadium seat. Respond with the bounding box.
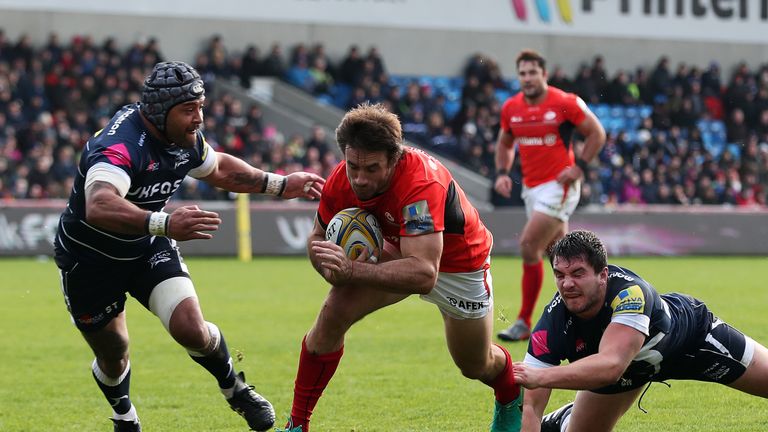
[495,89,511,102]
[638,105,652,118]
[726,143,741,160]
[592,104,610,120]
[444,99,461,118]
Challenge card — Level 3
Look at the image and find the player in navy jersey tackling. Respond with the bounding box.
[512,230,768,432]
[53,61,324,432]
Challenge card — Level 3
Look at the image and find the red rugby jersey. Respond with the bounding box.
[318,147,492,273]
[500,87,588,188]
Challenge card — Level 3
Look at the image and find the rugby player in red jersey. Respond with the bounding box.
[495,49,606,342]
[280,103,521,432]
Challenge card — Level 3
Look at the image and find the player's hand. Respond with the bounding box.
[556,165,583,186]
[494,175,513,198]
[311,240,355,285]
[512,362,544,389]
[282,172,325,200]
[167,205,221,241]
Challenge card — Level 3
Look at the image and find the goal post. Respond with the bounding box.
[235,193,252,262]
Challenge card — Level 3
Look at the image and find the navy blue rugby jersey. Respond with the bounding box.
[55,103,216,262]
[524,264,706,384]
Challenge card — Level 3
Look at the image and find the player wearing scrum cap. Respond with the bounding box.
[53,61,324,431]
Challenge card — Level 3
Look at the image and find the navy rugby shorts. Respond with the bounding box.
[54,236,190,332]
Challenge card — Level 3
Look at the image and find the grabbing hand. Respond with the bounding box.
[282,172,325,200]
[167,205,221,241]
[512,362,545,389]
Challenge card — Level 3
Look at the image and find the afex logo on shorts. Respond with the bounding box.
[446,297,487,311]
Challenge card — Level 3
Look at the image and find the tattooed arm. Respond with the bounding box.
[201,152,325,199]
[85,181,152,235]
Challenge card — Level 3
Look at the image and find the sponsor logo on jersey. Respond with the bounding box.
[544,110,557,121]
[609,271,635,282]
[137,131,146,147]
[611,285,645,314]
[148,249,172,268]
[510,116,523,123]
[547,295,563,313]
[446,296,487,311]
[127,179,183,199]
[403,200,435,235]
[514,134,558,146]
[575,337,586,352]
[174,151,190,169]
[146,159,159,172]
[106,108,135,136]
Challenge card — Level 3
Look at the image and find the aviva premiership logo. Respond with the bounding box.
[510,0,573,23]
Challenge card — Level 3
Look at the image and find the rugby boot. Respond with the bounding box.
[111,418,141,432]
[227,371,275,431]
[540,402,574,432]
[275,417,304,432]
[498,319,531,342]
[490,392,523,432]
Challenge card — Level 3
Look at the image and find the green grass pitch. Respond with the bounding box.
[1,256,766,431]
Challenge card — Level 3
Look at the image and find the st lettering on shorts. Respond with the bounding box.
[55,237,190,332]
[420,255,493,319]
[522,179,580,221]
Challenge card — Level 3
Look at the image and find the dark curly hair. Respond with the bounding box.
[547,230,607,273]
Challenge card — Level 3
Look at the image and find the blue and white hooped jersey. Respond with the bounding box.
[55,103,217,262]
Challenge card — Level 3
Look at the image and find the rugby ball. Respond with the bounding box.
[325,208,383,261]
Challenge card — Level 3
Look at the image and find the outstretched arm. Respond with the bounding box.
[201,152,324,199]
[514,322,645,390]
[85,181,221,241]
[521,387,552,432]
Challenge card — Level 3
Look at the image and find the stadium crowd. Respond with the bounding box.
[1,30,767,207]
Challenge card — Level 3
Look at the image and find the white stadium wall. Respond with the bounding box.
[1,0,768,76]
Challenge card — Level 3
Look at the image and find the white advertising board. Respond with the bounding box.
[1,0,767,43]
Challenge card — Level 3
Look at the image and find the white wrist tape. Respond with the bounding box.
[264,173,287,196]
[148,211,170,236]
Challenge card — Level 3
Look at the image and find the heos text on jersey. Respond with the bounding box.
[127,179,183,199]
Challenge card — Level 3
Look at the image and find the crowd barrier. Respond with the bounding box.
[1,200,766,257]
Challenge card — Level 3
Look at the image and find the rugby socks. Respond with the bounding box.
[486,344,520,404]
[92,359,136,419]
[518,260,544,327]
[187,322,240,397]
[289,335,344,431]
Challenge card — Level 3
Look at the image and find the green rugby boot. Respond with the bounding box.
[490,392,523,432]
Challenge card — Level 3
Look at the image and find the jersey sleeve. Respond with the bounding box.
[316,164,345,229]
[608,284,653,336]
[188,136,218,179]
[564,93,589,126]
[399,180,446,237]
[84,138,140,194]
[499,98,513,133]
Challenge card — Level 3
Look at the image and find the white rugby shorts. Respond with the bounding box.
[420,256,493,320]
[522,179,580,222]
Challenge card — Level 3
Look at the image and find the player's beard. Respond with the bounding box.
[523,84,544,101]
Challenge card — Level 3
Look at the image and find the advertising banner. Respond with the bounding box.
[1,0,767,43]
[2,202,766,257]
